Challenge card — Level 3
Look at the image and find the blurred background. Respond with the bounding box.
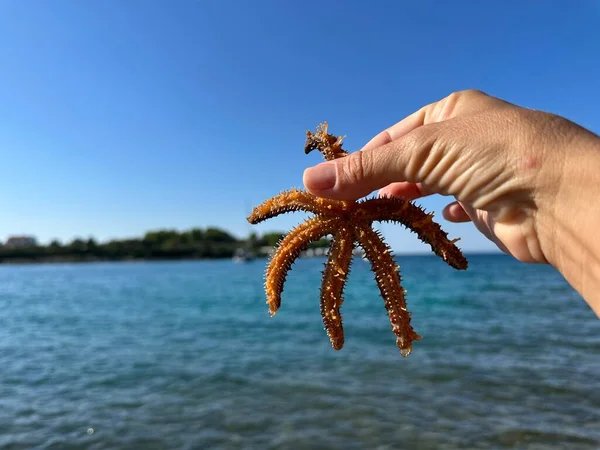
[0,1,599,449]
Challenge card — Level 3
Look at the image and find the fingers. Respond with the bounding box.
[442,201,472,222]
[361,89,501,152]
[360,108,431,152]
[303,89,503,201]
[304,106,441,199]
[302,145,394,200]
[378,182,433,201]
[442,202,511,256]
[303,121,444,200]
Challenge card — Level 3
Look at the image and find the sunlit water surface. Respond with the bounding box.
[0,254,598,449]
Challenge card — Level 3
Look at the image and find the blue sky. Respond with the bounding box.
[0,1,598,253]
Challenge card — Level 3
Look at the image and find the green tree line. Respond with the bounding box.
[0,227,331,263]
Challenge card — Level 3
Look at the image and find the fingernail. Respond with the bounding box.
[304,162,337,191]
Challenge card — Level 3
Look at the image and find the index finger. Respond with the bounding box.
[360,89,503,152]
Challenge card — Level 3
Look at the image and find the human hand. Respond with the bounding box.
[303,90,600,313]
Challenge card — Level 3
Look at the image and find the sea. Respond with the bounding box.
[0,254,598,449]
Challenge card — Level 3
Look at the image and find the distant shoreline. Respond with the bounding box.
[0,251,503,266]
[0,255,241,265]
[0,227,331,265]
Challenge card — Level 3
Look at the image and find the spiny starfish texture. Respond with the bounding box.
[247,123,468,356]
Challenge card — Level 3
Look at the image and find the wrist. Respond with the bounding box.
[538,123,600,315]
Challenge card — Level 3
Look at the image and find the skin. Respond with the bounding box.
[302,90,600,316]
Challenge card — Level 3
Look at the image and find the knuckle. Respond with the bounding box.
[433,89,490,122]
[445,89,489,108]
[457,88,488,100]
[402,125,429,151]
[341,150,371,184]
[398,126,435,181]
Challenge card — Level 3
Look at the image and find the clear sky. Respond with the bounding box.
[0,1,598,253]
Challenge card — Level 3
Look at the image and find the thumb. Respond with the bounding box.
[303,123,442,200]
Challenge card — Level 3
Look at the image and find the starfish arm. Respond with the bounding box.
[247,188,344,224]
[357,196,468,270]
[264,217,336,316]
[320,226,354,350]
[355,225,421,356]
[304,122,349,161]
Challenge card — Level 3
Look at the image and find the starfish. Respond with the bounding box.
[247,123,468,356]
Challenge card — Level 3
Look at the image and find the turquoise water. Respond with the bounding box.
[0,254,598,449]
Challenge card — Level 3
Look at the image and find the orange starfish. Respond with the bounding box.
[248,123,467,356]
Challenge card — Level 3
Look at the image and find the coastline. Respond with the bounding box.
[0,250,503,266]
[0,254,242,265]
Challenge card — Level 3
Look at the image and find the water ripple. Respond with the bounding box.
[0,256,598,448]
